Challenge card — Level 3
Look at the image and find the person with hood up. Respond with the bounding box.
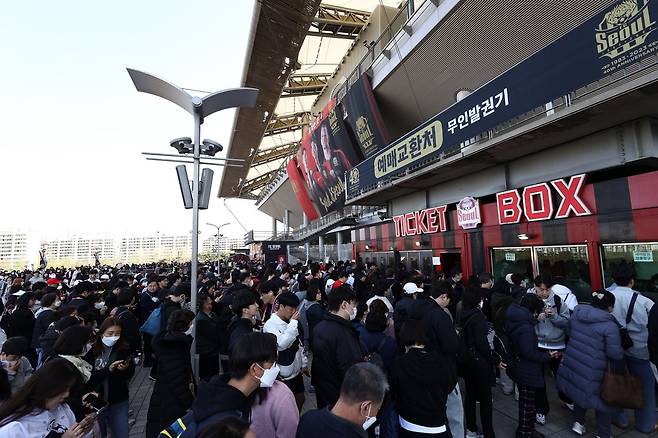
[505,294,559,438]
[145,309,196,438]
[556,290,623,438]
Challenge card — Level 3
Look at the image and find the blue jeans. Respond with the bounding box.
[446,384,464,438]
[98,400,129,438]
[613,356,657,433]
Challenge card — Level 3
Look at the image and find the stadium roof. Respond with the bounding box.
[218,0,403,199]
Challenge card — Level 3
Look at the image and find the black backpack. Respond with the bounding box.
[364,336,388,371]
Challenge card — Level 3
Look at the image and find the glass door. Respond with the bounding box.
[491,247,534,286]
[601,242,658,302]
[535,245,591,302]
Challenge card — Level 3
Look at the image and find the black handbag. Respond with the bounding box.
[619,293,638,350]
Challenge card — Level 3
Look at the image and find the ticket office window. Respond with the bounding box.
[535,245,591,303]
[491,248,534,285]
[601,243,658,302]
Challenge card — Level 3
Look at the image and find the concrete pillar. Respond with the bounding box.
[336,231,343,261]
[272,217,278,237]
[319,235,325,261]
[283,209,290,233]
[303,213,310,261]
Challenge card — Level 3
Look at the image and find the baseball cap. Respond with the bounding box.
[47,278,62,286]
[505,273,514,285]
[331,280,344,290]
[403,282,423,294]
[100,274,110,281]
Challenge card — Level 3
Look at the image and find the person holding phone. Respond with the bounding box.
[85,317,134,438]
[0,358,94,437]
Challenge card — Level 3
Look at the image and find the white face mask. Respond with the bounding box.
[184,325,194,336]
[1,360,17,369]
[54,300,61,308]
[362,404,376,430]
[256,364,280,388]
[349,305,357,321]
[102,335,120,348]
[94,302,105,310]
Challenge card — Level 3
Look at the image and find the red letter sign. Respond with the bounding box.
[522,183,553,222]
[497,190,522,224]
[551,174,591,218]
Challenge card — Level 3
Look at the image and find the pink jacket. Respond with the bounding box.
[250,381,299,438]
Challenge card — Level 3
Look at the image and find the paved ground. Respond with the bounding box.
[127,365,658,437]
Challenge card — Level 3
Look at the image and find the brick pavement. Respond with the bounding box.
[127,365,658,437]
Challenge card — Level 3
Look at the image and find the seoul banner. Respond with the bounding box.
[346,0,658,200]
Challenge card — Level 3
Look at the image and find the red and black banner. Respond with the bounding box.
[339,73,390,158]
[286,158,319,221]
[294,98,361,214]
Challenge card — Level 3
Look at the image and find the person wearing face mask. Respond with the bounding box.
[31,293,60,368]
[1,337,33,395]
[263,292,307,411]
[161,333,278,437]
[556,290,624,438]
[0,358,95,438]
[145,309,196,438]
[297,362,388,437]
[311,285,366,409]
[86,317,133,438]
[226,291,259,360]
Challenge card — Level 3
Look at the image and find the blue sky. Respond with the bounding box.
[0,0,274,239]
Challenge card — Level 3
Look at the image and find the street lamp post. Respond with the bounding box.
[207,222,230,273]
[127,68,258,378]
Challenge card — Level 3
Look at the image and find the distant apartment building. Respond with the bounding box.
[201,235,243,254]
[0,230,39,271]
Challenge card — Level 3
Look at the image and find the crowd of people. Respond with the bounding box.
[0,257,655,438]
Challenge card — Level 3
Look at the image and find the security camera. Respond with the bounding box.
[170,137,193,154]
[202,139,223,157]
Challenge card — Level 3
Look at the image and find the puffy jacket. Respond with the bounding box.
[145,331,195,438]
[556,304,624,413]
[505,303,551,388]
[263,313,305,379]
[311,313,365,408]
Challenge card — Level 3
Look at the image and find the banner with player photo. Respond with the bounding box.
[286,158,320,221]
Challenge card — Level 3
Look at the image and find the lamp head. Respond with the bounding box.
[170,137,193,154]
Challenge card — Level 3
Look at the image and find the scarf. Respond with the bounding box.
[60,355,92,382]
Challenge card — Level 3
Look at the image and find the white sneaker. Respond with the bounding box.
[465,431,483,438]
[571,422,586,435]
[535,413,546,425]
[564,402,575,412]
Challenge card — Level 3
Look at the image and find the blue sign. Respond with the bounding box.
[346,0,658,200]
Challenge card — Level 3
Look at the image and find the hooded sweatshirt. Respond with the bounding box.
[192,374,252,426]
[528,289,570,349]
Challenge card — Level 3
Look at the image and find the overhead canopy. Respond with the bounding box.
[219,0,403,200]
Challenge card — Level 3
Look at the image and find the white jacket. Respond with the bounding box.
[263,313,306,379]
[0,404,90,438]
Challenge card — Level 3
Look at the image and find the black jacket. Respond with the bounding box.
[459,307,496,372]
[311,313,365,408]
[32,308,56,348]
[139,291,159,324]
[306,303,325,348]
[192,374,252,425]
[391,348,455,428]
[393,296,415,335]
[649,303,658,367]
[115,306,142,355]
[85,344,135,405]
[39,324,60,360]
[505,303,551,388]
[146,331,195,438]
[226,317,254,357]
[296,408,366,438]
[420,301,460,377]
[196,311,221,355]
